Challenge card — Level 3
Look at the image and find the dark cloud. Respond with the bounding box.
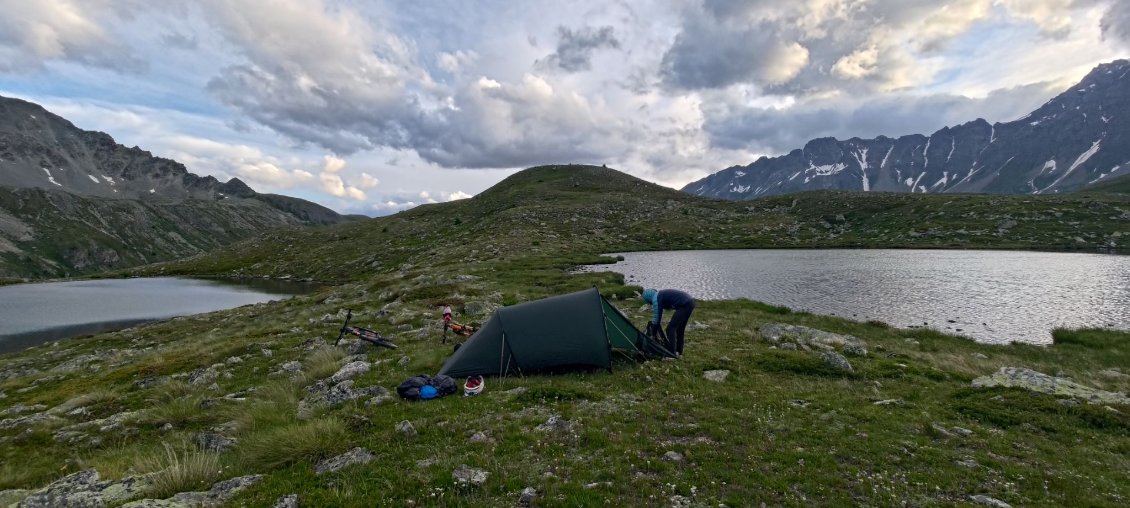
[539,25,621,72]
[161,32,198,50]
[659,13,810,90]
[704,82,1058,155]
[1101,1,1130,47]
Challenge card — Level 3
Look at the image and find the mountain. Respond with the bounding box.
[130,164,1128,284]
[684,59,1130,200]
[0,95,354,278]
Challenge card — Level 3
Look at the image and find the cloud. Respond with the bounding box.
[1101,0,1130,46]
[319,172,366,200]
[0,0,145,72]
[703,81,1060,155]
[323,155,346,173]
[358,172,379,189]
[539,25,621,72]
[660,18,809,89]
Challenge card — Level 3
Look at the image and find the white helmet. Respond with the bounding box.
[463,375,484,396]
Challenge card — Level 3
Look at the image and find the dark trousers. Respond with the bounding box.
[666,301,695,355]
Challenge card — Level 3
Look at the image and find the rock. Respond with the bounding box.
[272,494,299,508]
[261,348,274,358]
[842,344,868,357]
[415,458,438,468]
[397,356,410,367]
[468,431,489,443]
[821,352,854,374]
[663,450,685,462]
[778,343,798,351]
[329,361,371,384]
[702,369,730,382]
[194,432,237,453]
[956,458,979,468]
[873,399,904,406]
[13,469,155,508]
[789,400,810,408]
[931,424,956,438]
[904,338,920,346]
[0,411,63,430]
[1098,368,1129,380]
[972,353,989,359]
[396,420,417,437]
[688,321,710,331]
[535,415,574,433]
[969,494,1012,508]
[972,367,1130,405]
[315,447,375,475]
[952,427,974,437]
[271,361,303,377]
[452,464,489,487]
[518,486,537,506]
[760,323,867,351]
[670,494,693,507]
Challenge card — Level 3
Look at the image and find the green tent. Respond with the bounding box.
[438,287,674,377]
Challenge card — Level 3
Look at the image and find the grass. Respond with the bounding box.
[1,165,1128,506]
[139,442,225,499]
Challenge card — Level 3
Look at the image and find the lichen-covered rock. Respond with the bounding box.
[702,370,730,382]
[329,361,371,384]
[9,469,155,508]
[452,464,489,487]
[972,367,1130,405]
[760,323,867,352]
[272,494,299,508]
[193,432,237,453]
[314,447,375,475]
[396,420,417,437]
[821,352,855,374]
[119,474,262,508]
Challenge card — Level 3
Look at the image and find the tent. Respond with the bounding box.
[438,287,674,377]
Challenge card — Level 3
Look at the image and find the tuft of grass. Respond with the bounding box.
[752,350,855,377]
[302,347,345,381]
[229,379,301,431]
[236,417,349,470]
[139,442,224,499]
[141,395,211,427]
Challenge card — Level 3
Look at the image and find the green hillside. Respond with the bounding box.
[1081,172,1130,194]
[1,165,1128,507]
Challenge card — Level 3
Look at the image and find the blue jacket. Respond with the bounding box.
[642,288,694,324]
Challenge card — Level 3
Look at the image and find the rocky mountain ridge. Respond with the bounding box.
[0,95,354,278]
[684,59,1130,199]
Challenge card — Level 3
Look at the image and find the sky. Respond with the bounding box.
[0,0,1127,216]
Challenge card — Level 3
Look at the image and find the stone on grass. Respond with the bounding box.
[969,494,1012,508]
[760,323,867,351]
[518,487,537,506]
[821,352,854,374]
[873,399,904,406]
[329,361,371,384]
[535,415,574,433]
[452,464,489,487]
[468,431,489,443]
[315,447,375,475]
[663,450,685,462]
[194,432,237,453]
[972,367,1130,405]
[702,370,730,382]
[396,420,417,437]
[842,344,868,357]
[272,494,299,508]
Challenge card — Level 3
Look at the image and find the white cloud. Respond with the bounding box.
[323,155,346,173]
[319,171,366,201]
[358,172,379,188]
[0,0,145,72]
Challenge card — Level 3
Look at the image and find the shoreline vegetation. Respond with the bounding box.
[1,166,1127,506]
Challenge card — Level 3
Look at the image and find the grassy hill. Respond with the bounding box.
[0,165,1128,506]
[1081,172,1130,194]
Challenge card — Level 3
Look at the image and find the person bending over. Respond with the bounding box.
[642,288,695,356]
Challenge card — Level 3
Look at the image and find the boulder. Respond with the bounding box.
[702,370,730,382]
[272,494,299,508]
[193,432,237,453]
[760,323,867,352]
[821,352,855,374]
[315,447,375,475]
[972,367,1130,405]
[329,361,371,384]
[452,465,489,487]
[396,420,417,437]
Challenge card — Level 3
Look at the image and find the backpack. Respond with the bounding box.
[397,374,458,401]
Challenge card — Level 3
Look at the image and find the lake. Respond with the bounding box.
[583,249,1130,345]
[0,277,318,354]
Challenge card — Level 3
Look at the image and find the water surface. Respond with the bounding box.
[585,249,1130,345]
[0,277,317,353]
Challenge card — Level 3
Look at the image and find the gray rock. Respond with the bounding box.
[0,411,63,430]
[821,352,854,374]
[315,447,375,475]
[761,323,867,351]
[272,494,299,508]
[952,427,974,437]
[702,370,730,382]
[272,361,303,377]
[956,458,979,468]
[463,301,499,317]
[904,338,920,346]
[468,431,489,443]
[972,352,989,359]
[16,469,101,508]
[873,399,904,406]
[972,367,1130,405]
[535,415,574,433]
[452,464,489,487]
[663,450,685,462]
[518,486,537,506]
[969,494,1012,508]
[0,403,47,416]
[397,356,410,367]
[842,344,868,357]
[396,420,417,437]
[329,361,371,384]
[415,458,438,468]
[193,432,236,453]
[931,424,956,438]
